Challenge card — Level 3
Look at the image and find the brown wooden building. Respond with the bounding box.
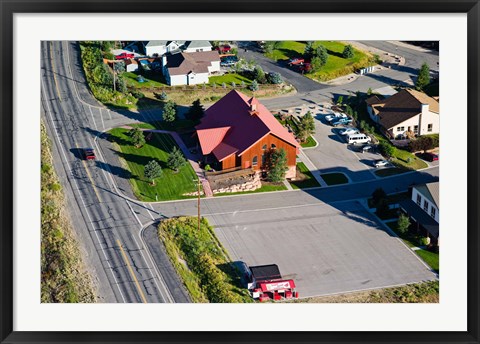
[196,90,299,178]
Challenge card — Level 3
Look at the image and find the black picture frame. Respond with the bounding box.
[1,1,479,343]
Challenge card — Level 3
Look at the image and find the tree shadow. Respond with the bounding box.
[113,150,169,170]
[95,160,133,180]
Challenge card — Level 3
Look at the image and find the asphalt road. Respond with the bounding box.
[41,41,183,303]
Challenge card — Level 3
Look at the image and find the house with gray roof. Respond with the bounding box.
[399,181,439,246]
[183,41,212,53]
[142,40,211,56]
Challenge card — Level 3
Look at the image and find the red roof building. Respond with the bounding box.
[196,90,299,178]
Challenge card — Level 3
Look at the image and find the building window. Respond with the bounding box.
[252,156,258,166]
[262,144,267,150]
[396,126,405,132]
[431,207,436,218]
[261,154,266,166]
[428,123,433,132]
[271,144,277,149]
[416,194,421,206]
[413,125,419,133]
[423,200,429,212]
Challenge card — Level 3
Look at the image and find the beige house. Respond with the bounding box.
[366,89,439,139]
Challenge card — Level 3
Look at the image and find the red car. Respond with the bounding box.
[83,148,96,160]
[115,52,134,60]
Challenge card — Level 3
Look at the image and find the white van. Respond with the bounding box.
[347,133,371,145]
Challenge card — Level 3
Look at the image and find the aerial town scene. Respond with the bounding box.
[41,40,439,303]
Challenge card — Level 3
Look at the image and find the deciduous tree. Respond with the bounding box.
[267,148,288,182]
[415,62,431,91]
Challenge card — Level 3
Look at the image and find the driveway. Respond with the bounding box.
[236,41,328,93]
[208,199,437,298]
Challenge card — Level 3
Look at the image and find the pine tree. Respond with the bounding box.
[186,99,204,121]
[342,44,354,59]
[129,127,145,148]
[250,80,259,91]
[163,100,177,122]
[397,213,411,235]
[304,41,315,59]
[267,148,288,182]
[167,147,187,172]
[415,62,431,90]
[144,160,162,185]
[315,44,328,66]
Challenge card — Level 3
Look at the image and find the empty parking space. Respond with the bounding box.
[208,200,436,298]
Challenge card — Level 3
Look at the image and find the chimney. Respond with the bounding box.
[421,103,429,114]
[251,103,257,112]
[161,55,167,68]
[418,103,428,134]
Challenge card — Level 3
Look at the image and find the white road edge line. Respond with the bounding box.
[41,77,127,303]
[125,201,174,303]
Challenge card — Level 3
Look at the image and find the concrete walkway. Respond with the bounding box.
[123,126,214,197]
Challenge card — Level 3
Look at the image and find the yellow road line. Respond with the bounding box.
[75,142,103,203]
[49,42,62,102]
[117,239,148,304]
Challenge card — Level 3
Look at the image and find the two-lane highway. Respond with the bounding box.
[41,41,188,303]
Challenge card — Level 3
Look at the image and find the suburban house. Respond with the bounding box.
[142,40,212,56]
[124,59,138,72]
[182,41,212,53]
[162,51,220,86]
[366,89,439,139]
[142,40,185,56]
[399,182,439,246]
[195,90,300,179]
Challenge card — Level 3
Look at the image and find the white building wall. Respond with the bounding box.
[208,61,221,74]
[419,105,439,135]
[187,73,209,85]
[168,74,187,86]
[146,46,166,57]
[411,188,439,222]
[184,46,212,53]
[389,115,422,138]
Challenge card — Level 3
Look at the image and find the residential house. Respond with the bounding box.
[182,41,212,53]
[124,59,138,72]
[143,40,186,56]
[399,182,439,246]
[195,90,300,179]
[366,89,439,139]
[162,51,220,86]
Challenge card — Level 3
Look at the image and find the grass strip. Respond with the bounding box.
[41,121,96,303]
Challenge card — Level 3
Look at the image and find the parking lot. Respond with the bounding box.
[208,199,437,298]
[299,104,382,182]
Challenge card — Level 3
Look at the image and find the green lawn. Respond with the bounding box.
[290,162,321,189]
[416,249,439,273]
[208,73,253,86]
[265,41,373,81]
[300,135,317,148]
[108,128,197,201]
[214,182,287,196]
[124,72,168,88]
[321,172,348,185]
[385,223,439,272]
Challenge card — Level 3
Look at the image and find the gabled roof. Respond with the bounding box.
[184,40,212,49]
[365,95,383,105]
[166,51,220,76]
[371,89,439,129]
[196,90,299,161]
[415,182,439,209]
[145,40,168,47]
[196,127,231,155]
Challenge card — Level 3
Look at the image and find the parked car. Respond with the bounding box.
[374,159,389,168]
[115,52,134,60]
[361,144,374,153]
[325,112,346,122]
[288,58,304,65]
[422,152,439,162]
[83,148,96,160]
[332,117,353,126]
[340,127,359,136]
